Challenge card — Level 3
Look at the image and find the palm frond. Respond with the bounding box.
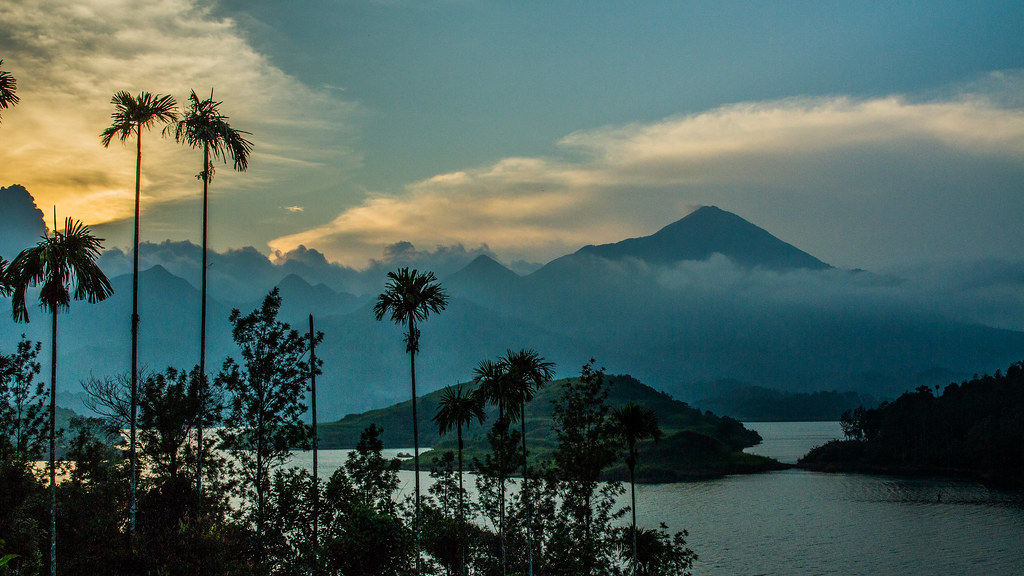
[0,60,20,122]
[7,218,113,322]
[100,91,178,147]
[168,89,252,178]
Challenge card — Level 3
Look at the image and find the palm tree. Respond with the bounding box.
[502,348,554,576]
[0,60,19,123]
[169,89,252,501]
[471,357,514,573]
[0,256,11,295]
[7,217,114,576]
[373,267,448,571]
[433,383,486,576]
[100,90,177,540]
[612,402,663,576]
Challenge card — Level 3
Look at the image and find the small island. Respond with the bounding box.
[799,361,1024,491]
[320,372,786,482]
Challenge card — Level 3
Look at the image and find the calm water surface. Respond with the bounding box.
[294,422,1024,575]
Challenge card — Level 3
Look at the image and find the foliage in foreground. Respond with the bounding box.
[1,290,694,575]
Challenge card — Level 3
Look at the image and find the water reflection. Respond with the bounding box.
[290,425,1024,575]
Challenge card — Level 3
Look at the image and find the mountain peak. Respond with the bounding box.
[577,206,830,270]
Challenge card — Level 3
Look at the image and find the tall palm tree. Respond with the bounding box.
[100,90,177,540]
[7,217,114,576]
[471,357,514,574]
[169,89,252,501]
[373,267,448,572]
[612,402,663,576]
[433,383,486,576]
[0,60,19,123]
[502,348,554,576]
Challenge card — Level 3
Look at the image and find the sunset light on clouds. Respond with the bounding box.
[1,0,1022,270]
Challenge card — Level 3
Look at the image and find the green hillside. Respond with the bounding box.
[318,374,785,482]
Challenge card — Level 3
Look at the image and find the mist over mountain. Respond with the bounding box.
[575,206,831,270]
[3,190,1023,419]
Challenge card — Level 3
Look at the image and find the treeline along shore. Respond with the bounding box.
[799,361,1024,491]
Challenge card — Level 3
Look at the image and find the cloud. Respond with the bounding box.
[0,0,360,243]
[269,73,1024,269]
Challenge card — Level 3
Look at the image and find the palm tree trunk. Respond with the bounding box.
[630,459,637,576]
[457,425,465,576]
[197,142,209,505]
[522,401,534,576]
[129,124,141,544]
[498,399,506,576]
[309,314,319,570]
[49,307,57,576]
[409,323,421,575]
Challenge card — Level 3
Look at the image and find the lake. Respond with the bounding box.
[292,421,1024,575]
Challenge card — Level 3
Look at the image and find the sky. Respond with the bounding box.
[1,0,1022,272]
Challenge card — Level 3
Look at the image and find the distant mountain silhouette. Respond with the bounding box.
[273,273,361,319]
[444,254,522,304]
[5,207,1023,419]
[575,206,830,270]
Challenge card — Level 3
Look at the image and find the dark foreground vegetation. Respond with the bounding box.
[799,361,1024,490]
[1,290,697,575]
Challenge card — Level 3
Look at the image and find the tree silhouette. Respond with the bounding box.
[218,288,320,565]
[373,267,448,572]
[0,60,19,123]
[613,402,663,575]
[7,217,113,576]
[433,383,486,576]
[100,90,178,540]
[471,357,515,573]
[169,89,252,501]
[502,348,554,576]
[0,336,46,462]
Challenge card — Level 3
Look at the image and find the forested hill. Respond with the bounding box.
[799,361,1024,490]
[318,373,782,482]
[319,374,759,451]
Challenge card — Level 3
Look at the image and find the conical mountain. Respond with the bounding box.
[274,273,360,321]
[576,206,830,270]
[445,254,521,300]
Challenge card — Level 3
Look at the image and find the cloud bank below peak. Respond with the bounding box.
[270,73,1024,270]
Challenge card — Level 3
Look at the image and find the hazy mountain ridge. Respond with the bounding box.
[3,204,1024,418]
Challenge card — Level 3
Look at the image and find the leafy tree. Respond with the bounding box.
[0,60,18,123]
[137,366,205,483]
[612,402,663,575]
[374,266,448,567]
[218,288,321,566]
[6,217,113,576]
[549,360,623,575]
[321,425,412,576]
[617,525,695,576]
[168,89,252,501]
[56,417,133,576]
[101,90,178,538]
[0,337,47,462]
[344,424,401,513]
